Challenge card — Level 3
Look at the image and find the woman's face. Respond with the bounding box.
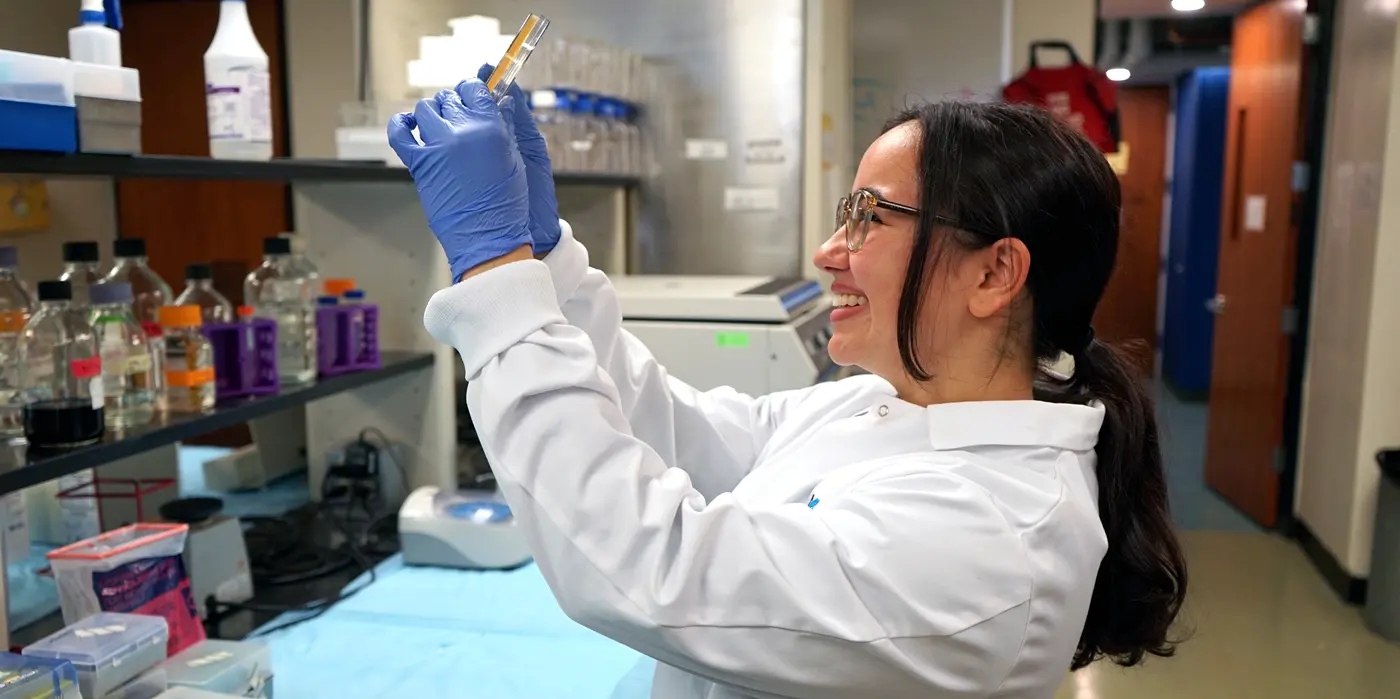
[812,122,1000,381]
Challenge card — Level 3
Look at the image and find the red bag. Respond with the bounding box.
[1003,41,1121,154]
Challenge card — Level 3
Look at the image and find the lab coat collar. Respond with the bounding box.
[903,398,1106,452]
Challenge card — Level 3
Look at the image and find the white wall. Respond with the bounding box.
[1010,0,1097,76]
[1297,0,1400,576]
[851,0,1011,158]
[0,0,120,284]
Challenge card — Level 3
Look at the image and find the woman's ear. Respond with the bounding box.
[969,238,1031,319]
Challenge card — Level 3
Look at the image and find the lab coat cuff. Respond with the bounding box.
[542,219,589,304]
[422,259,566,378]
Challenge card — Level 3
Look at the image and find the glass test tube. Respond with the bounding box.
[487,14,551,103]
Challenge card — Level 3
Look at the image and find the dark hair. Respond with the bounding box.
[884,102,1187,670]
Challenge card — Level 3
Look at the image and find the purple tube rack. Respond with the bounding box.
[316,303,381,377]
[202,318,280,399]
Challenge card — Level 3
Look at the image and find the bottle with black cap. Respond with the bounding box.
[103,238,173,334]
[58,241,103,307]
[19,280,104,448]
[172,263,234,325]
[245,236,316,384]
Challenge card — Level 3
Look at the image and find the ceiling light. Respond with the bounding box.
[1172,0,1206,11]
[1106,67,1131,82]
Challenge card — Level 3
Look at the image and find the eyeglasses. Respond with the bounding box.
[836,189,921,252]
[835,188,982,252]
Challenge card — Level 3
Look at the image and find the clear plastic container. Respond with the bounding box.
[343,289,367,358]
[173,264,234,325]
[160,639,271,697]
[0,49,75,107]
[20,280,104,448]
[158,306,215,412]
[0,653,81,699]
[244,237,316,384]
[108,666,167,699]
[89,282,157,430]
[568,92,597,173]
[59,241,103,307]
[23,612,170,699]
[0,247,34,439]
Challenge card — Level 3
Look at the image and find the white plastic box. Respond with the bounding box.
[23,612,170,699]
[159,639,271,698]
[0,49,75,106]
[0,653,81,699]
[0,49,77,152]
[72,62,142,154]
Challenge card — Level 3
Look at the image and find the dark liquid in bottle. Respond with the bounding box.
[24,399,104,448]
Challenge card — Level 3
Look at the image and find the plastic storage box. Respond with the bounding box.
[153,687,243,699]
[23,612,169,699]
[316,302,381,376]
[106,667,168,699]
[0,50,77,152]
[72,63,142,154]
[160,639,271,698]
[202,319,279,399]
[0,653,81,699]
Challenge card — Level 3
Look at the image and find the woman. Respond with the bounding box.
[388,72,1187,699]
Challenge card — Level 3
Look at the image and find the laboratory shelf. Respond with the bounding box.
[0,350,434,496]
[0,150,641,187]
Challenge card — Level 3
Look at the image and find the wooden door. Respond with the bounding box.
[1204,0,1306,527]
[1094,86,1171,374]
[118,0,290,448]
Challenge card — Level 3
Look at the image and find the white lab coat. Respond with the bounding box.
[423,222,1110,699]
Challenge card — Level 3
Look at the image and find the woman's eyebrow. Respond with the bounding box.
[858,185,890,200]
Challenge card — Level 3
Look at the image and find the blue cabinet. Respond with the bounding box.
[1162,68,1230,398]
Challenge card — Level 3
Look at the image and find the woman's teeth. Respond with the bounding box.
[832,294,867,308]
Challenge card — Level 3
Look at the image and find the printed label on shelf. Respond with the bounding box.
[743,138,785,164]
[685,139,728,160]
[166,367,215,387]
[70,356,102,379]
[723,187,780,212]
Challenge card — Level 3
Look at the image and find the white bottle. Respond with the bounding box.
[69,0,122,67]
[204,0,272,161]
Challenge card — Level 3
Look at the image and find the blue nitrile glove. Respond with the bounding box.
[477,64,562,255]
[387,80,531,281]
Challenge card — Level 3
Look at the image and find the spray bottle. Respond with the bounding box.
[69,0,122,67]
[204,0,273,161]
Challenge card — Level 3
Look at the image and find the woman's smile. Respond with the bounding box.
[830,292,868,322]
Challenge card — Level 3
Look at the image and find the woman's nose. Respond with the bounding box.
[812,227,850,274]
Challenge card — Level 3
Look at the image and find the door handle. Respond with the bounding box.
[1205,294,1227,315]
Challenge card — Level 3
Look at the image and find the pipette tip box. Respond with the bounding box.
[0,50,77,153]
[22,612,170,699]
[0,653,80,699]
[157,639,272,698]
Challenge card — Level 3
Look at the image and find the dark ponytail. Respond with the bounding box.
[885,102,1187,670]
[1052,339,1187,669]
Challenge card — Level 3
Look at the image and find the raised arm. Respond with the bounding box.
[424,259,1034,698]
[540,220,796,497]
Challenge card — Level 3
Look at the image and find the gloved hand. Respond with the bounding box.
[387,79,531,281]
[477,64,562,255]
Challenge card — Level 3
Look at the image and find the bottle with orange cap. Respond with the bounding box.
[158,305,215,412]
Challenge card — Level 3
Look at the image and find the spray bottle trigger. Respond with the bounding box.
[104,0,122,30]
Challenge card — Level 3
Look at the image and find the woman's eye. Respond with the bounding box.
[870,214,886,225]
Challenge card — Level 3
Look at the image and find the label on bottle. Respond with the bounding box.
[166,366,214,387]
[207,65,271,143]
[100,338,127,399]
[89,376,104,410]
[140,321,164,339]
[0,311,27,333]
[126,353,153,375]
[70,356,102,379]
